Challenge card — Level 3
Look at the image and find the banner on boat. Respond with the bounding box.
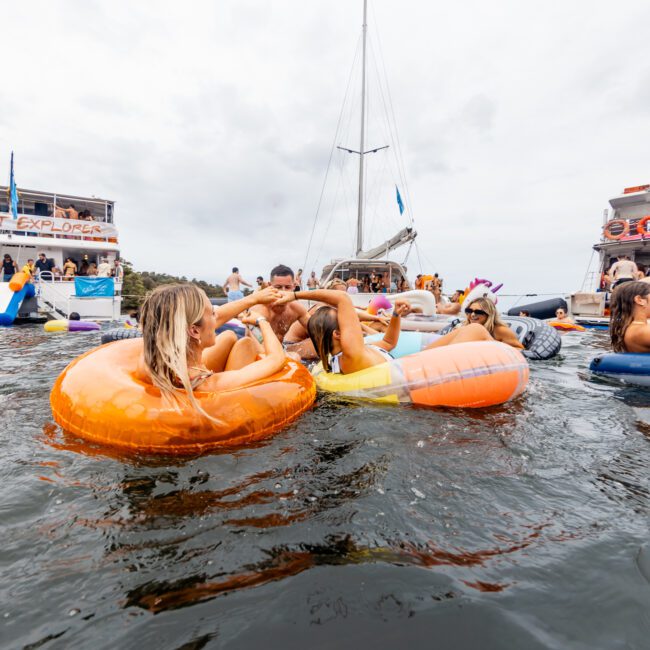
[74,277,115,297]
[0,214,118,238]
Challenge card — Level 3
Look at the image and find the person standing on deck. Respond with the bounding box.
[97,257,112,277]
[224,267,252,302]
[609,255,638,288]
[112,259,124,281]
[307,271,319,290]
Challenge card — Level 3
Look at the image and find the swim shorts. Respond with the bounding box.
[227,290,244,302]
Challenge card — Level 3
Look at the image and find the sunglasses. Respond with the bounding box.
[465,308,488,317]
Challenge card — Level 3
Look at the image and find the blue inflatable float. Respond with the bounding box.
[590,353,650,386]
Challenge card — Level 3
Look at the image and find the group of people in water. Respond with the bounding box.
[128,263,650,420]
[137,264,527,412]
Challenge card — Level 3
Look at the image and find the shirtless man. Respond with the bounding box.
[307,271,319,290]
[249,264,310,347]
[609,255,638,288]
[430,273,442,303]
[224,267,252,302]
[436,290,463,315]
[55,204,79,219]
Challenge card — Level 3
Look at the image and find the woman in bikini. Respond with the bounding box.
[610,281,650,353]
[138,284,286,418]
[426,296,523,350]
[277,289,410,374]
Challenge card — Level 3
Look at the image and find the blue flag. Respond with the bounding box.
[9,152,18,218]
[396,185,404,215]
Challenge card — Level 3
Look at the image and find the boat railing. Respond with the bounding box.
[35,278,72,319]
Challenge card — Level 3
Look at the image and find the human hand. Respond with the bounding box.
[393,300,412,317]
[240,310,261,326]
[253,286,282,305]
[273,290,297,306]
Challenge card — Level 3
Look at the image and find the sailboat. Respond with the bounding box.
[309,0,423,306]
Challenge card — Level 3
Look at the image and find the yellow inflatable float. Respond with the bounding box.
[313,341,528,407]
[51,338,316,455]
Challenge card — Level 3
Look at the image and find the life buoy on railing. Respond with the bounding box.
[637,215,650,236]
[603,219,629,240]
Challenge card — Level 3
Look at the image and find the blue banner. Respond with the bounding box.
[74,277,114,297]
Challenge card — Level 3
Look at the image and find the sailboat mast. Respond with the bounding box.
[356,0,368,256]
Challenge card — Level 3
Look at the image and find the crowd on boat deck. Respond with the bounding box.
[1,252,123,282]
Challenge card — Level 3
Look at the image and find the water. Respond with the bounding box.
[1,326,649,649]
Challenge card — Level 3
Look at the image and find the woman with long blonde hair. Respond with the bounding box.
[609,281,650,352]
[138,284,286,419]
[426,296,523,350]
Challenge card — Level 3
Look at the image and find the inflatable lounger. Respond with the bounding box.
[313,341,529,408]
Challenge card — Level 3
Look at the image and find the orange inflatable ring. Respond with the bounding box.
[637,215,650,236]
[50,338,316,455]
[603,219,629,240]
[548,321,586,332]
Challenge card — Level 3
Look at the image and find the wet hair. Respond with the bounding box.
[610,281,650,352]
[140,284,219,422]
[270,264,293,279]
[232,267,238,273]
[307,306,339,372]
[464,297,503,335]
[69,312,80,320]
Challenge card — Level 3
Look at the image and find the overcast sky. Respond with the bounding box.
[2,0,650,299]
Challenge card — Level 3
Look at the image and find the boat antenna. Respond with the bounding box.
[357,0,368,256]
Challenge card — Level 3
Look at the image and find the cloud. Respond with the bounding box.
[2,0,650,297]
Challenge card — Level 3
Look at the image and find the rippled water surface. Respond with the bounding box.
[1,326,649,649]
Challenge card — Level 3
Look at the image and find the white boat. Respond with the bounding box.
[0,186,122,323]
[570,183,650,327]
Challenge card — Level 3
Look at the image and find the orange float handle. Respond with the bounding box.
[8,272,29,292]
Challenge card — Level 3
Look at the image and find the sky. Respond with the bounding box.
[2,0,650,300]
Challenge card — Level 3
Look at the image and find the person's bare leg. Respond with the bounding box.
[202,331,237,372]
[426,323,491,349]
[225,337,260,371]
[284,338,317,360]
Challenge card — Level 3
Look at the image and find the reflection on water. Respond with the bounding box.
[1,325,650,649]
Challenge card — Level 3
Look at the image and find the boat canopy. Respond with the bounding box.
[320,258,408,285]
[0,186,114,223]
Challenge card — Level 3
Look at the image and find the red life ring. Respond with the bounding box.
[637,215,650,236]
[603,219,629,240]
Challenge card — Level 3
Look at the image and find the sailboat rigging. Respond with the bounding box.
[309,0,418,287]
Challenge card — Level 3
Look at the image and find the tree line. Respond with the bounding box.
[121,260,227,310]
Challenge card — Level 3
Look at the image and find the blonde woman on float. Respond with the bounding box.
[426,296,524,350]
[137,285,286,415]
